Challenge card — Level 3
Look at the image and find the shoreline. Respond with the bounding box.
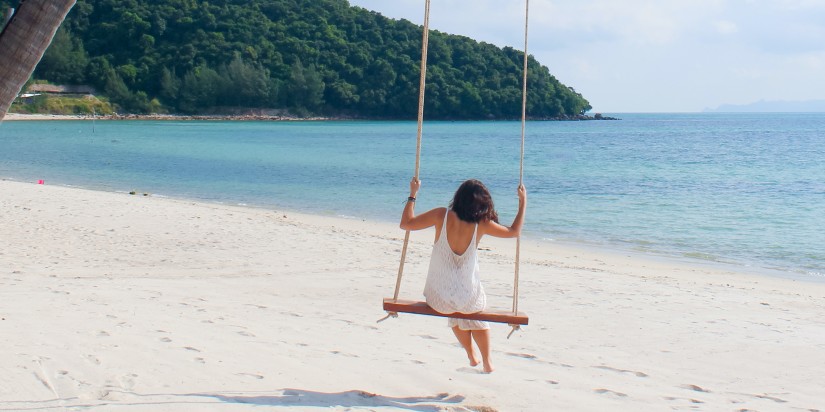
[2,112,336,122]
[2,174,817,285]
[3,112,617,122]
[2,179,825,410]
[5,176,822,298]
[2,175,816,285]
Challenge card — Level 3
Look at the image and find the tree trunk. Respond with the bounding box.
[0,0,76,121]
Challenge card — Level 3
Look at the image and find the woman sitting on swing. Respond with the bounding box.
[400,177,527,373]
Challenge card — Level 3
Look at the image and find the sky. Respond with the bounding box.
[347,0,825,113]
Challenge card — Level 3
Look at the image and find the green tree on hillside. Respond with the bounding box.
[3,0,592,118]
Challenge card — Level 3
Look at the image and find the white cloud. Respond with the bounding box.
[714,20,738,35]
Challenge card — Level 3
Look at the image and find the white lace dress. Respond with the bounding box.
[423,209,489,330]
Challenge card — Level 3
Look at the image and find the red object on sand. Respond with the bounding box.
[37,180,44,184]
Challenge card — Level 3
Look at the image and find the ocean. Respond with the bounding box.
[1,113,823,280]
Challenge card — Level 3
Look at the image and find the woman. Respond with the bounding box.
[400,177,527,373]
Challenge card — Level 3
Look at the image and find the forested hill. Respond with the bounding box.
[3,0,592,119]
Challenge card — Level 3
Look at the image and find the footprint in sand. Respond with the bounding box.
[83,389,114,401]
[160,337,172,343]
[183,346,201,352]
[751,393,788,403]
[594,388,628,398]
[237,331,256,337]
[116,373,138,390]
[594,365,649,378]
[330,350,359,358]
[84,354,101,365]
[664,396,703,404]
[506,352,538,360]
[680,384,711,393]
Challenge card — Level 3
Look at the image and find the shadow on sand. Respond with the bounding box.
[0,389,474,411]
[198,389,467,411]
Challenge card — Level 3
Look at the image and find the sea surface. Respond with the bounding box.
[1,113,823,280]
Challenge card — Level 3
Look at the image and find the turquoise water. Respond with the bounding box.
[1,114,823,279]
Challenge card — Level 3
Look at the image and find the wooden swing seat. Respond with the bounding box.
[383,298,529,325]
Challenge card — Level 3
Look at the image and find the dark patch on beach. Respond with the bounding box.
[236,372,264,380]
[468,406,498,412]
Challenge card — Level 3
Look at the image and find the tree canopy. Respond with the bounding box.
[2,0,592,118]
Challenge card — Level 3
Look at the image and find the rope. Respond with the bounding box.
[376,312,398,323]
[512,0,529,320]
[391,0,430,306]
[507,325,521,339]
[414,0,430,180]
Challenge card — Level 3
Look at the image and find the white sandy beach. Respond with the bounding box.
[2,113,96,121]
[1,179,824,411]
[1,113,331,122]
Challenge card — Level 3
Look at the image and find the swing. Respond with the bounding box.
[381,0,531,335]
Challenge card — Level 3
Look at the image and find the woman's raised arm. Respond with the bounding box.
[400,177,444,231]
[480,184,527,239]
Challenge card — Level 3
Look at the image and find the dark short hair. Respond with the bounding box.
[450,179,499,223]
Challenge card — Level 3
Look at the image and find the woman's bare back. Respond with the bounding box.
[434,209,478,255]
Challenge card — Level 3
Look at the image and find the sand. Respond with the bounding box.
[1,179,824,411]
[2,113,96,121]
[1,113,332,122]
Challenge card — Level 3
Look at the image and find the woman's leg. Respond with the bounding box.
[452,325,480,366]
[470,329,493,373]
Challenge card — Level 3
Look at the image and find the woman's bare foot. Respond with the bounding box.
[469,329,493,373]
[469,351,480,367]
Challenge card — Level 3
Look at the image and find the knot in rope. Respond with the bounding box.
[376,312,398,323]
[507,324,521,339]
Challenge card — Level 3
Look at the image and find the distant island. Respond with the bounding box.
[3,0,595,120]
[704,99,825,113]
